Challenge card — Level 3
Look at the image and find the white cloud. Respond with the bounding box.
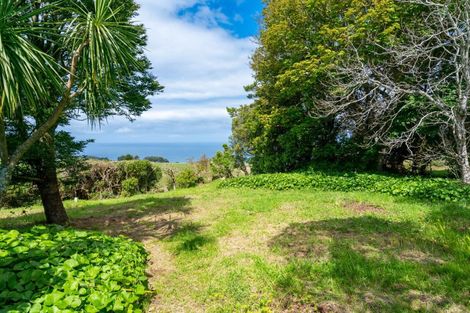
[139,96,246,122]
[67,0,256,144]
[181,5,230,27]
[137,0,255,102]
[141,107,228,121]
[115,127,133,134]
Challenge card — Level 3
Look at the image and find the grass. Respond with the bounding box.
[1,183,469,312]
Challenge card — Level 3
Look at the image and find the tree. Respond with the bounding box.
[118,154,140,161]
[1,0,162,224]
[0,1,61,192]
[144,156,170,163]
[211,144,235,179]
[316,0,470,183]
[229,0,400,173]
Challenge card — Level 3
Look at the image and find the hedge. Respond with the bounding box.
[219,172,470,202]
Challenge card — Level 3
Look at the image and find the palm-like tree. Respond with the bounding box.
[0,1,60,165]
[0,0,146,224]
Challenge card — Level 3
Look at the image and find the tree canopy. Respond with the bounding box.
[230,0,470,183]
[0,0,162,223]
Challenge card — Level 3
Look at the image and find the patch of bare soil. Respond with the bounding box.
[71,206,193,312]
[279,301,348,313]
[72,212,187,241]
[442,304,470,313]
[218,217,290,264]
[343,200,385,214]
[407,290,447,312]
[399,249,446,265]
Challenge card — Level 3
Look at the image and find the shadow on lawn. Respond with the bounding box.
[269,206,470,312]
[71,196,195,242]
[0,196,198,243]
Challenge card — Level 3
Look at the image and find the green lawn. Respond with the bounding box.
[1,183,469,312]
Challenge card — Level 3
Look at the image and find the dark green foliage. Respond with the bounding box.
[85,156,110,161]
[228,0,449,177]
[176,169,201,188]
[219,172,470,202]
[144,156,169,163]
[75,160,162,199]
[118,161,162,193]
[0,226,149,313]
[0,183,38,208]
[118,154,140,161]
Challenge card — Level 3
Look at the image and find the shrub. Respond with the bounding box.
[0,226,149,312]
[121,177,140,197]
[176,169,201,188]
[211,144,235,179]
[0,183,38,208]
[72,160,162,200]
[118,160,162,193]
[219,172,470,203]
[74,161,121,199]
[191,155,213,183]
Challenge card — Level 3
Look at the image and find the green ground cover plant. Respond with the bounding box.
[219,172,470,203]
[0,226,149,313]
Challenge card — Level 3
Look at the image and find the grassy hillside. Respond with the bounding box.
[1,181,469,312]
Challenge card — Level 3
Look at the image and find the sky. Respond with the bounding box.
[66,0,263,144]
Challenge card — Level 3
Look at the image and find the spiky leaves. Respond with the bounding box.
[0,0,61,116]
[63,0,143,120]
[0,0,157,197]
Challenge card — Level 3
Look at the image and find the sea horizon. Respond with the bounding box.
[82,142,224,163]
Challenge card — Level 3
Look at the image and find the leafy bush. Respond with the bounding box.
[0,226,149,313]
[121,178,140,197]
[118,160,162,193]
[74,161,121,199]
[176,169,201,188]
[211,144,235,179]
[72,160,162,200]
[219,172,470,202]
[0,183,38,208]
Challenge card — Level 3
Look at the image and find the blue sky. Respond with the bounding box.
[67,0,263,144]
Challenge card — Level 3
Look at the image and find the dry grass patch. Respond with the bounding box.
[343,200,385,214]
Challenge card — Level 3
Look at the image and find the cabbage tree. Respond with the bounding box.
[0,0,154,223]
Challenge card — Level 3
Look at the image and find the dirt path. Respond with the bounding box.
[72,210,189,311]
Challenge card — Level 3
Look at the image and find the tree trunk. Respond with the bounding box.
[458,143,470,184]
[36,161,69,225]
[0,164,15,204]
[454,112,470,184]
[0,114,8,166]
[34,138,69,225]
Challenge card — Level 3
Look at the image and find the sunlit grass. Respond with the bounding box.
[1,183,469,312]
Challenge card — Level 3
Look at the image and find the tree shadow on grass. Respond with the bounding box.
[0,196,198,243]
[269,214,470,312]
[70,196,195,242]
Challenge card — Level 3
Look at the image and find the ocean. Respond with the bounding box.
[82,142,224,163]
